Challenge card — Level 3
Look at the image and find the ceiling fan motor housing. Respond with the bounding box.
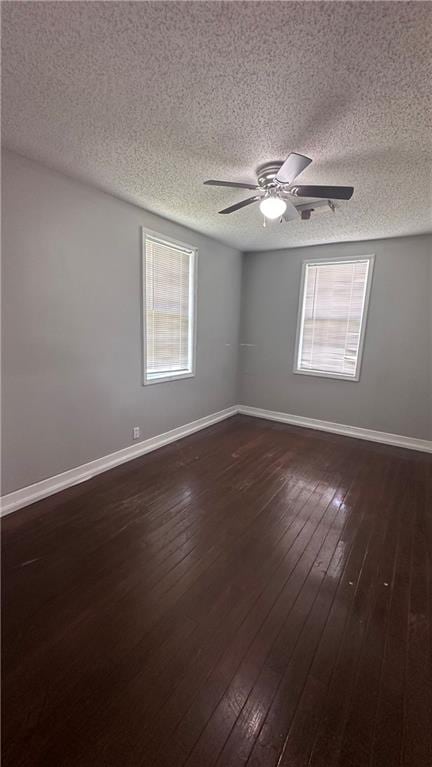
[256,162,284,189]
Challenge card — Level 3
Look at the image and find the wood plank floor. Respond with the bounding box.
[2,415,432,767]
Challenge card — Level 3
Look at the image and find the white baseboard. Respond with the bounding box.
[0,406,237,516]
[2,403,430,517]
[238,405,432,454]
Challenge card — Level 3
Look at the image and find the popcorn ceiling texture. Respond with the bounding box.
[2,0,431,250]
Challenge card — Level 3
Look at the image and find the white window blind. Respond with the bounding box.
[143,232,196,383]
[295,257,373,381]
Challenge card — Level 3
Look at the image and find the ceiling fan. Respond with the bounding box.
[204,152,354,221]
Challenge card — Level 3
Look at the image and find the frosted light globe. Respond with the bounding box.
[259,196,287,220]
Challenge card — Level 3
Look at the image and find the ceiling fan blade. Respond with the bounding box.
[218,196,261,214]
[204,179,259,190]
[290,185,354,200]
[275,152,312,184]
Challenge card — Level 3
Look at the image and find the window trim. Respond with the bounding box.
[293,253,375,382]
[142,228,198,386]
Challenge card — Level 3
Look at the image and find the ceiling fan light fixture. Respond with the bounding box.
[259,196,287,220]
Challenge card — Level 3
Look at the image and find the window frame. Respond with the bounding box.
[293,253,375,382]
[142,228,198,386]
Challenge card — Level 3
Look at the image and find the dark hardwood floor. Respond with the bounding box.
[2,415,432,767]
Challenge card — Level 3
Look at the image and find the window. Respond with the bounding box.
[143,230,197,384]
[294,255,374,381]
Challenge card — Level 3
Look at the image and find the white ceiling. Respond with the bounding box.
[2,1,431,251]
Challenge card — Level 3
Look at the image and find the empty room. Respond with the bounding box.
[1,1,431,765]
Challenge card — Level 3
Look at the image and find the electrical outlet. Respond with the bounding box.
[133,426,140,440]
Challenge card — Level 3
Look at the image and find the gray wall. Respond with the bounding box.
[239,235,432,440]
[1,150,242,494]
[2,150,431,496]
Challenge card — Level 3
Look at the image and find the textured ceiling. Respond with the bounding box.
[2,1,432,250]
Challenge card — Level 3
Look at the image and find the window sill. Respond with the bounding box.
[143,371,195,386]
[293,367,359,382]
